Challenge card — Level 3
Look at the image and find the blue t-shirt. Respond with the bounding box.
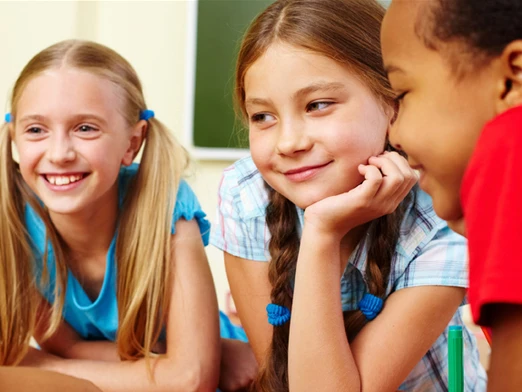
[26,163,244,341]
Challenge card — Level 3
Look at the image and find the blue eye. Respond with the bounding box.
[306,101,332,112]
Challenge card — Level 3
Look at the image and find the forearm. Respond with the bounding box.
[288,229,360,392]
[61,341,120,362]
[22,348,211,392]
[0,366,101,392]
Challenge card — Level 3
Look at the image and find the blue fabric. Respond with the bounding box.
[25,163,219,341]
[219,311,247,342]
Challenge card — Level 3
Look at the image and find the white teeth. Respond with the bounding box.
[46,174,83,186]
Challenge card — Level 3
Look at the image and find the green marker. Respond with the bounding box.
[448,325,464,392]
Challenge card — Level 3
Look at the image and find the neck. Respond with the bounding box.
[49,189,119,259]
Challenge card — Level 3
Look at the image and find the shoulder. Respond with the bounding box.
[218,155,269,220]
[211,156,272,261]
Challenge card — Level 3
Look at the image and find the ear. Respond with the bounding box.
[121,120,148,166]
[496,40,522,114]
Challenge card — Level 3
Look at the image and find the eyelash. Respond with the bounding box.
[394,91,408,103]
[250,113,272,123]
[27,127,43,134]
[249,100,334,124]
[306,101,333,112]
[78,124,97,132]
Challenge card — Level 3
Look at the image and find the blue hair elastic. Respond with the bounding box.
[139,109,155,121]
[4,113,11,123]
[266,303,291,326]
[358,293,383,321]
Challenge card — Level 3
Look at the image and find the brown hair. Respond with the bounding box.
[1,40,188,364]
[234,1,413,390]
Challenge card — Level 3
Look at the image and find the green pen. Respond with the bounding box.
[448,325,464,392]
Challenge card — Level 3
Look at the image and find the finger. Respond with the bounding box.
[354,164,383,200]
[368,154,415,205]
[381,152,419,202]
[382,151,418,180]
[367,155,405,195]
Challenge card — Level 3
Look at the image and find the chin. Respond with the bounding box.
[432,197,463,223]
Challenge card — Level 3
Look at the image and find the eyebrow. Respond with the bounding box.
[245,81,346,108]
[292,81,345,100]
[244,97,272,108]
[18,113,108,126]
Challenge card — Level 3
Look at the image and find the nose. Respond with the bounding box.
[276,118,313,156]
[47,132,76,164]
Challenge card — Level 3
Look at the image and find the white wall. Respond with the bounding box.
[0,0,234,308]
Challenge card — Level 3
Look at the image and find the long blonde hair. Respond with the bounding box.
[0,40,188,364]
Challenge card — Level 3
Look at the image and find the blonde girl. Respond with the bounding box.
[1,39,254,392]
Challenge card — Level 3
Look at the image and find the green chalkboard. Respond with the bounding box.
[193,0,274,151]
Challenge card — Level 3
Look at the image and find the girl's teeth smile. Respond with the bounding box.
[45,174,84,186]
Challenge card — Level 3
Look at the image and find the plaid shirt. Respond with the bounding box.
[210,156,487,391]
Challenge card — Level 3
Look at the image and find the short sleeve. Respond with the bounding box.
[209,162,270,261]
[171,180,211,246]
[393,225,468,292]
[462,106,522,326]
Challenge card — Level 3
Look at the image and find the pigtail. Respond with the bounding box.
[251,187,300,392]
[0,124,34,365]
[116,117,189,360]
[342,197,410,341]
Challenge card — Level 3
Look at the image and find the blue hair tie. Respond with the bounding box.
[358,293,383,321]
[4,113,11,123]
[139,109,155,121]
[266,303,291,326]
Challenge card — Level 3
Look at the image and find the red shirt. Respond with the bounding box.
[461,105,522,326]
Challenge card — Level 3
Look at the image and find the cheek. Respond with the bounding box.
[249,132,273,173]
[16,142,42,171]
[332,121,386,161]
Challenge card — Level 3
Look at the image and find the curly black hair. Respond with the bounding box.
[417,1,522,73]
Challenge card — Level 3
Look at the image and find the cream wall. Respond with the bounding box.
[0,0,233,308]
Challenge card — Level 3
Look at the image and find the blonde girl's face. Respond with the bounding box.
[13,67,140,216]
[244,43,390,209]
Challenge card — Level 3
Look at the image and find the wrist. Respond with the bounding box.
[302,219,349,244]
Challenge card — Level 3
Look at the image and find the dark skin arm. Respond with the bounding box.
[486,304,522,392]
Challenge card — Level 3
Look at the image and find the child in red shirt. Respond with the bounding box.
[380,1,522,390]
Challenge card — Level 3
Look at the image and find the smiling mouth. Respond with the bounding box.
[283,161,333,182]
[43,173,88,186]
[285,161,333,175]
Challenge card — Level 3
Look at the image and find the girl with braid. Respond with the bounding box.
[210,0,486,390]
